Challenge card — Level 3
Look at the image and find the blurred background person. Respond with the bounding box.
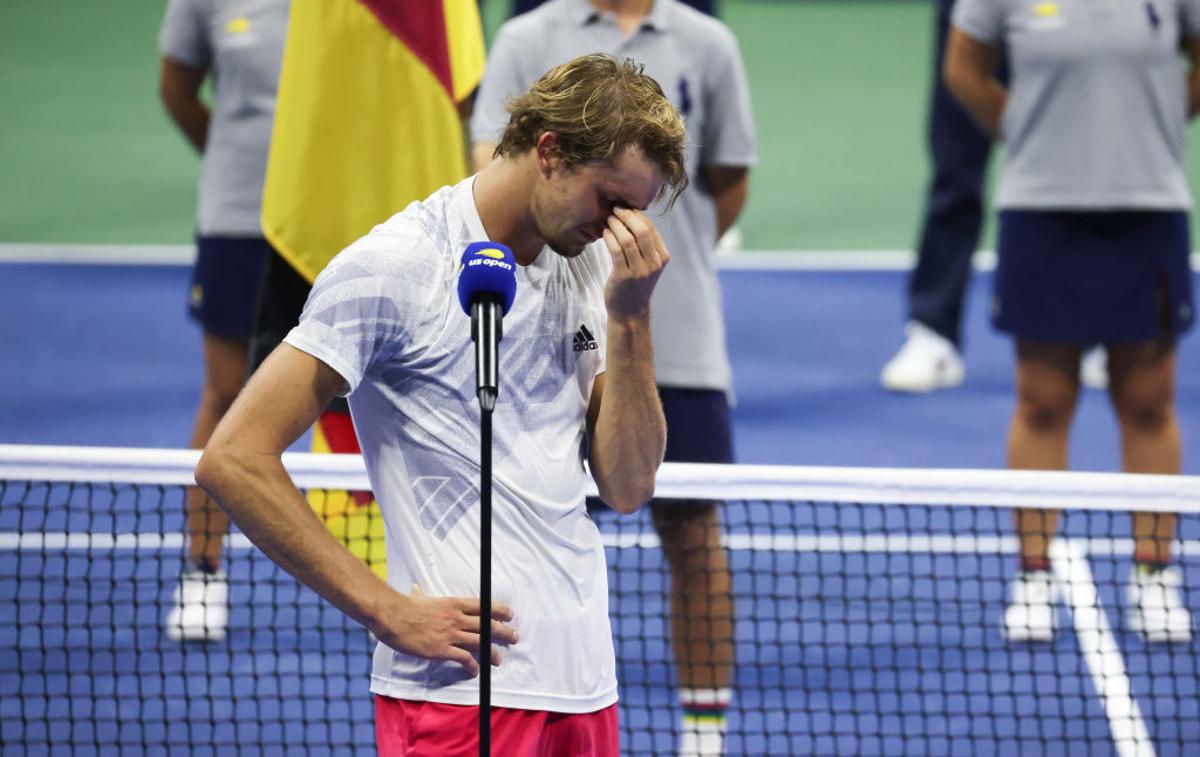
[511,0,715,20]
[157,0,290,643]
[471,1,755,754]
[879,0,997,394]
[880,0,1109,394]
[946,0,1199,643]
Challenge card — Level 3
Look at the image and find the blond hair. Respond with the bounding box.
[495,54,688,205]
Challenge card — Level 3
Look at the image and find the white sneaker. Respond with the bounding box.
[165,570,229,642]
[1127,566,1193,643]
[679,719,725,757]
[880,321,965,393]
[1003,570,1056,642]
[1080,346,1108,390]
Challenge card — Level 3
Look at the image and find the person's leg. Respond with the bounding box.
[906,0,993,348]
[653,501,735,681]
[185,330,247,572]
[1003,340,1081,642]
[651,388,735,756]
[1107,338,1191,641]
[540,703,620,757]
[652,502,733,756]
[1008,341,1082,564]
[168,237,269,642]
[881,0,994,392]
[375,698,553,756]
[1108,338,1179,558]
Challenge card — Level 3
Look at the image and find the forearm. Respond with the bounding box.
[195,447,398,630]
[589,315,666,514]
[709,169,749,238]
[943,30,1005,139]
[1188,46,1200,118]
[165,97,209,153]
[948,77,1006,138]
[159,58,209,153]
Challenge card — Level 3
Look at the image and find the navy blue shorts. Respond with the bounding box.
[584,387,733,514]
[993,210,1194,343]
[188,236,271,339]
[660,387,735,464]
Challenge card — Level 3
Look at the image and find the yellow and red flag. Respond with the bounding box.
[261,0,485,282]
[263,0,485,577]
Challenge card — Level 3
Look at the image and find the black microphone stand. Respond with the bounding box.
[479,407,493,757]
[471,298,501,757]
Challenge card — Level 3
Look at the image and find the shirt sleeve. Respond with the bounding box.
[700,27,758,168]
[158,0,212,67]
[283,237,447,395]
[951,0,1005,45]
[470,23,533,145]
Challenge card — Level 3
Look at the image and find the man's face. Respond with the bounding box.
[531,145,666,258]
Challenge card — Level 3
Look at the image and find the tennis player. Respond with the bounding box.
[471,5,756,753]
[195,54,687,754]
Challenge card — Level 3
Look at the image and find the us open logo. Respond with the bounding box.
[466,247,513,271]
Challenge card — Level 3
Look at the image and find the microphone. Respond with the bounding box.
[457,242,518,412]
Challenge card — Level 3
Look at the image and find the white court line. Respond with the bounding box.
[0,243,195,265]
[1052,539,1155,757]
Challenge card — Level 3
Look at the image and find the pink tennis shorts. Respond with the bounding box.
[375,696,619,756]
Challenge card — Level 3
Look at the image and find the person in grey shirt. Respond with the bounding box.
[158,0,289,643]
[471,2,756,754]
[947,0,1200,644]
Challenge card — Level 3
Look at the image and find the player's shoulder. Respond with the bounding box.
[665,1,739,47]
[321,193,457,289]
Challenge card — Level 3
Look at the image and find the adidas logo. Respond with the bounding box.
[572,324,598,352]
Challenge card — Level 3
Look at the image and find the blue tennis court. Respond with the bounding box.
[2,259,1199,754]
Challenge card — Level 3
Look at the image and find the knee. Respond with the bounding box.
[1115,395,1173,436]
[1014,392,1074,435]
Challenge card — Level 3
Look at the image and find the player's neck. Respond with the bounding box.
[588,0,653,35]
[472,156,544,266]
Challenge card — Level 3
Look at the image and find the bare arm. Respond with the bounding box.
[703,165,750,238]
[159,57,209,153]
[195,344,516,675]
[1187,37,1200,118]
[943,28,1006,138]
[586,207,670,515]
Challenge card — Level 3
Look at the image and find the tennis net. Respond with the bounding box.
[2,445,1198,755]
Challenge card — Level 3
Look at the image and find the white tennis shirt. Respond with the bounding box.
[284,176,618,713]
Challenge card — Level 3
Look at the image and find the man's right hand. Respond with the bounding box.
[372,585,518,677]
